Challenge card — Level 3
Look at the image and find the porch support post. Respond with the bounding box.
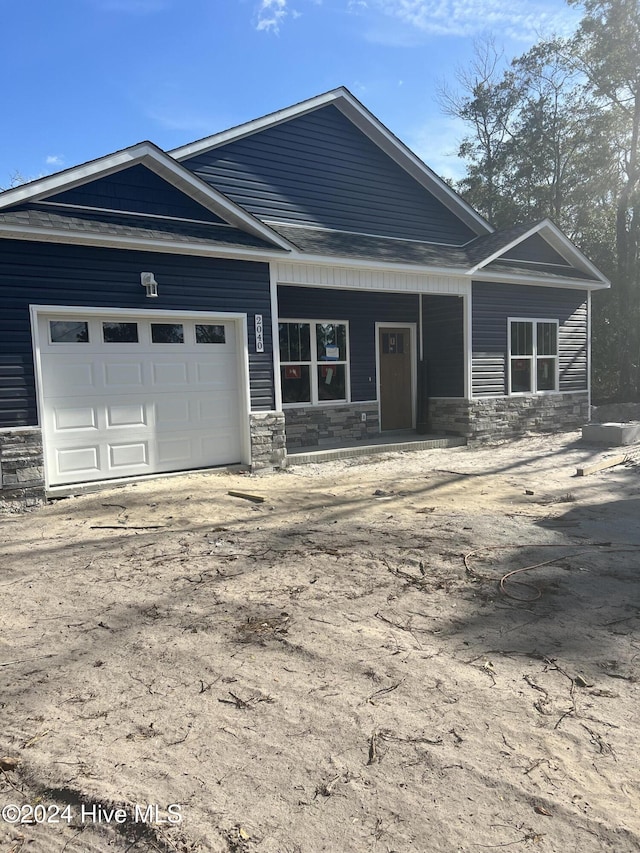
[416,293,429,433]
[463,287,473,400]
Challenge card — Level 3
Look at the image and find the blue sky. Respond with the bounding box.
[2,0,581,190]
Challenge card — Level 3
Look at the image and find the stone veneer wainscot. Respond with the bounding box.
[284,402,380,450]
[428,393,590,442]
[0,428,46,510]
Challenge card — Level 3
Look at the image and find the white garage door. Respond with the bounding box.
[36,312,245,486]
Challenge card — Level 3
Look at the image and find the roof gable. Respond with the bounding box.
[467,220,609,286]
[173,88,493,242]
[502,232,570,266]
[0,142,291,251]
[46,164,226,223]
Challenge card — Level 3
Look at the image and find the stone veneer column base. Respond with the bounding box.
[428,393,590,442]
[284,402,380,450]
[0,428,46,511]
[249,412,287,472]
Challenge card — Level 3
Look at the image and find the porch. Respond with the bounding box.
[286,429,466,465]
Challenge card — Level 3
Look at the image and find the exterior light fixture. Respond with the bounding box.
[140,272,158,298]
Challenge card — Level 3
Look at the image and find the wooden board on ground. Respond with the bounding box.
[576,454,626,477]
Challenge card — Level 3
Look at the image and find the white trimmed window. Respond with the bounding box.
[509,319,559,394]
[279,320,349,405]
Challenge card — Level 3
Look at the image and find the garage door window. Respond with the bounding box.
[151,323,184,344]
[103,322,139,343]
[50,320,89,343]
[196,324,226,344]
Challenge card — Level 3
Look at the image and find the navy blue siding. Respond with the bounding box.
[277,286,419,401]
[48,165,226,223]
[277,287,464,401]
[472,282,587,396]
[503,233,570,266]
[0,239,273,427]
[423,296,464,397]
[184,105,476,244]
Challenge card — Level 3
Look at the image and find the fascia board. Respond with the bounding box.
[0,142,293,252]
[170,89,347,160]
[469,219,609,285]
[0,225,288,262]
[471,268,610,291]
[535,219,609,283]
[0,143,158,209]
[171,87,493,238]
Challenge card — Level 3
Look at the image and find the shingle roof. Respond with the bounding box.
[482,259,598,282]
[464,224,534,265]
[270,223,600,281]
[0,205,602,283]
[270,224,470,268]
[0,204,287,252]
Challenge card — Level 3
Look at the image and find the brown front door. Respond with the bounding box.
[378,326,413,431]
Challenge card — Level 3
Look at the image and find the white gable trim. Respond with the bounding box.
[170,87,493,238]
[0,142,292,251]
[471,268,608,291]
[468,219,609,285]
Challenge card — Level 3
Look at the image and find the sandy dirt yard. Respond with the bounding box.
[1,431,640,853]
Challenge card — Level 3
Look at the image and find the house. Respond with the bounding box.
[0,88,609,505]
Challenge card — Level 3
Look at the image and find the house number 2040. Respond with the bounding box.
[254,315,264,353]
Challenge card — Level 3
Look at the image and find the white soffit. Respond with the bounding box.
[275,261,469,295]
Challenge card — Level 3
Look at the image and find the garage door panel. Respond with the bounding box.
[201,432,238,461]
[41,358,96,395]
[106,403,148,428]
[195,357,236,385]
[157,437,193,465]
[54,406,98,431]
[104,361,145,388]
[109,441,149,468]
[152,361,189,386]
[197,396,237,425]
[56,445,101,475]
[38,313,245,486]
[155,397,190,427]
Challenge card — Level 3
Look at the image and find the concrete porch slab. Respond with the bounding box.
[287,433,467,465]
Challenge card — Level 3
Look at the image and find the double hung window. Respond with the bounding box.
[279,320,349,405]
[509,319,558,394]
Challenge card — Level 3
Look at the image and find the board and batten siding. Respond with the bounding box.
[183,105,477,245]
[0,239,273,427]
[471,281,588,397]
